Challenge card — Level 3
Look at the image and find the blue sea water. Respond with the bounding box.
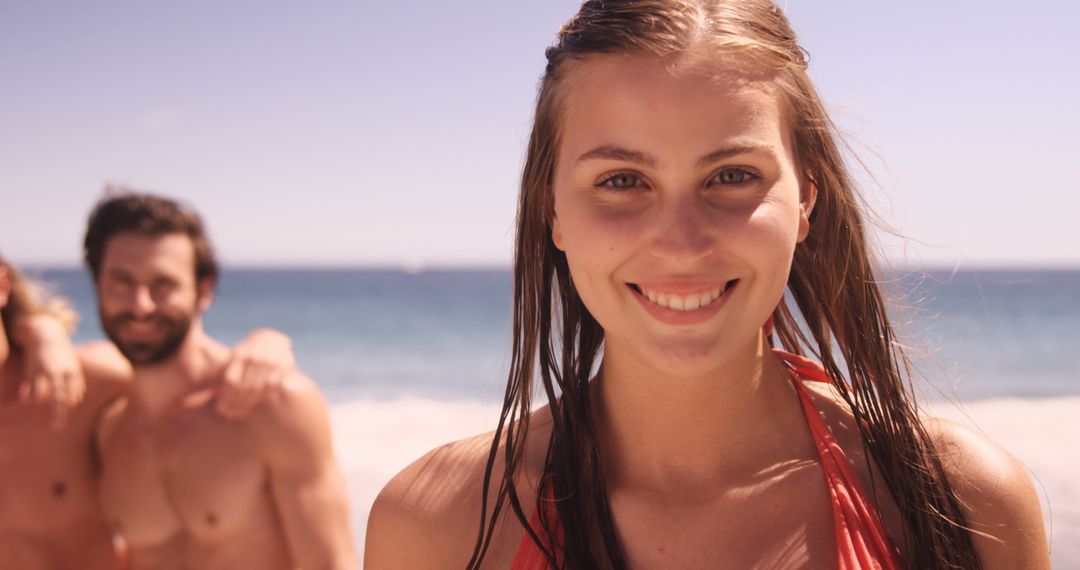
[25,267,1080,404]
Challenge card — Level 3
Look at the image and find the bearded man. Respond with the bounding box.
[85,192,357,569]
[2,259,296,568]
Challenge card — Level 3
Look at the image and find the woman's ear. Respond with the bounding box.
[550,192,566,251]
[551,215,565,251]
[797,174,818,243]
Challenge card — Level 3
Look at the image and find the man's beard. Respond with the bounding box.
[100,310,193,367]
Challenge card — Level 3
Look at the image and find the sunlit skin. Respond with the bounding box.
[365,54,1049,569]
[0,344,126,569]
[98,234,203,368]
[551,57,812,380]
[0,239,318,567]
[549,56,847,567]
[367,55,867,569]
[0,260,181,569]
[0,270,294,567]
[94,232,356,570]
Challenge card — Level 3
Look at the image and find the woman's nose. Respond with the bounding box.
[647,193,716,264]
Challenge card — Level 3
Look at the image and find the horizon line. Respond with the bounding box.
[16,261,1080,273]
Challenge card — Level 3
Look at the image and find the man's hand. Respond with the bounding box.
[13,314,86,429]
[215,328,296,419]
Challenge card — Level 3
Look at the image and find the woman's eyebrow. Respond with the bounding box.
[575,145,657,168]
[695,143,777,168]
[574,143,777,168]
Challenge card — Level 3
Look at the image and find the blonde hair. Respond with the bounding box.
[0,256,77,350]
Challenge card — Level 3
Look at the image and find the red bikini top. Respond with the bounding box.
[510,350,901,569]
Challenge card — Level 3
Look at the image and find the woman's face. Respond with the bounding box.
[550,55,814,376]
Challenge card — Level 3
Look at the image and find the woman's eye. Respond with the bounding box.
[713,168,757,185]
[598,173,641,190]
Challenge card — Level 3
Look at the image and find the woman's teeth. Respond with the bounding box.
[639,285,727,312]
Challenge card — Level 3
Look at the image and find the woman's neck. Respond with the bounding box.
[591,333,809,494]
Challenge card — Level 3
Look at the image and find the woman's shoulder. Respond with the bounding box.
[365,410,550,569]
[369,428,494,530]
[922,415,1051,569]
[803,377,1050,567]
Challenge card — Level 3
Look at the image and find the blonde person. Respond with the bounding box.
[1,255,298,569]
[365,1,1049,568]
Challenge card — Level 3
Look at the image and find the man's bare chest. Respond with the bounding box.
[98,403,269,546]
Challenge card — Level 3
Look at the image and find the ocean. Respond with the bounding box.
[23,267,1080,567]
[26,267,1080,404]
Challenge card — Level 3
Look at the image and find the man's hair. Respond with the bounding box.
[83,188,219,287]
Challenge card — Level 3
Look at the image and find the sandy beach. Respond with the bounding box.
[332,396,1079,567]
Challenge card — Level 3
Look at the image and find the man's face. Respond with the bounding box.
[96,232,209,366]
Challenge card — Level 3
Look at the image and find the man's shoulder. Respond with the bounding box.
[246,371,336,466]
[254,372,327,426]
[77,341,131,386]
[77,341,132,409]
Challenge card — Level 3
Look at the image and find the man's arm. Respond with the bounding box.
[19,321,296,424]
[11,313,85,425]
[254,373,358,569]
[215,327,297,418]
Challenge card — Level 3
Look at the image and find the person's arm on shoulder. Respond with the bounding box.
[255,373,357,570]
[11,313,85,426]
[927,418,1051,570]
[76,341,134,407]
[216,327,297,419]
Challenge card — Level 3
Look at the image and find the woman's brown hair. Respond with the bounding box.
[469,1,981,568]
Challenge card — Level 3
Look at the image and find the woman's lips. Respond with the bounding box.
[628,279,738,324]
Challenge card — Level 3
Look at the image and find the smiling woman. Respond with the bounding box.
[550,57,806,372]
[363,1,1050,569]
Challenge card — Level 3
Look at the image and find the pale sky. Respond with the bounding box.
[2,1,1077,268]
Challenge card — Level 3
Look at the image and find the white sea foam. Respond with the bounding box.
[332,396,1080,566]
